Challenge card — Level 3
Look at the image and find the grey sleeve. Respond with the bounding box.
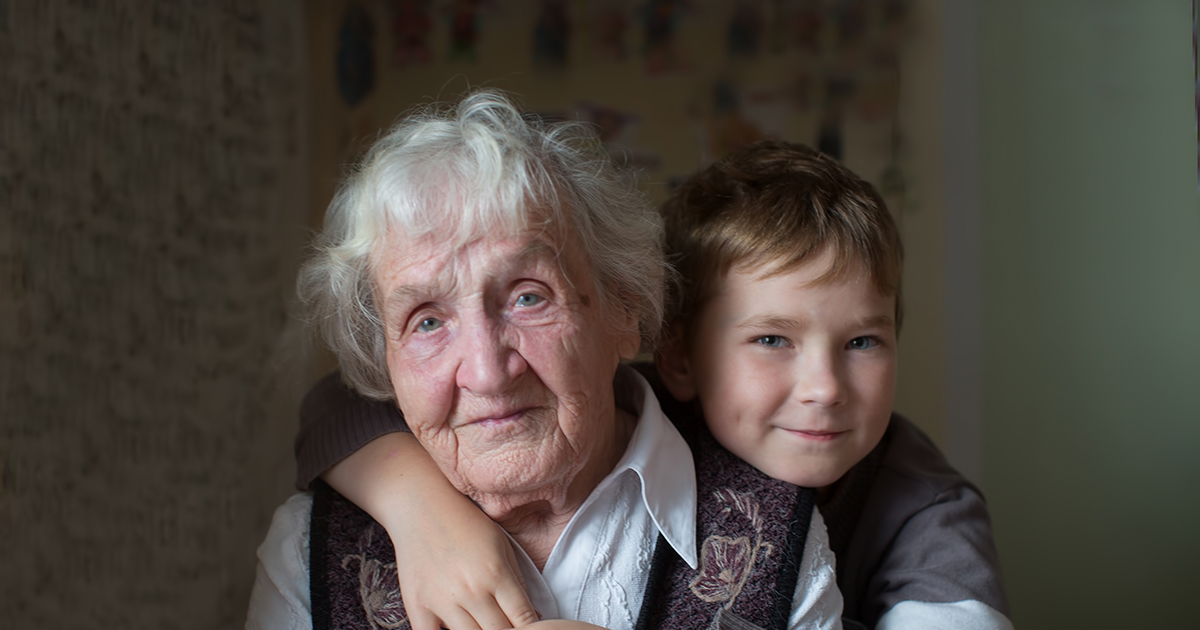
[293,372,410,490]
[865,483,1009,621]
[832,415,1010,628]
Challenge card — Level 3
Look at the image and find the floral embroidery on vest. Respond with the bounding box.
[689,489,775,615]
[341,525,409,630]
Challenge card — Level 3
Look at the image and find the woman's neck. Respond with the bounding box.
[488,407,637,569]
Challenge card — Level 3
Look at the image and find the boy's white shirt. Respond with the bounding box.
[246,369,843,630]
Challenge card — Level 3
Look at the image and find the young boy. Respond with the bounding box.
[294,141,1010,630]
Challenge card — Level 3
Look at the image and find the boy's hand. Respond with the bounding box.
[324,432,539,630]
[389,509,539,630]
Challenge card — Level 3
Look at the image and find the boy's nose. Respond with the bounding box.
[796,353,846,408]
[454,317,527,395]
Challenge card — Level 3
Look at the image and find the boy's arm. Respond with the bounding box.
[864,485,1011,630]
[294,371,410,490]
[838,416,1011,630]
[297,373,538,630]
[326,433,539,630]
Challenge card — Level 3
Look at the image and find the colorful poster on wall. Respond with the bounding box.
[589,2,631,61]
[446,0,486,61]
[314,0,919,208]
[389,0,433,67]
[639,0,690,74]
[702,78,796,161]
[727,0,764,58]
[577,102,662,175]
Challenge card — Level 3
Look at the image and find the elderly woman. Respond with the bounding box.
[247,90,841,630]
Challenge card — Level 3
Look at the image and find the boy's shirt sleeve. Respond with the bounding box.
[293,371,411,490]
[827,415,1011,630]
[863,481,1011,630]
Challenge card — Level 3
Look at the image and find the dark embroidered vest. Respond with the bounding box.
[310,426,816,630]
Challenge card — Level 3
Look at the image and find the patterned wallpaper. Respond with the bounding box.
[1,1,307,627]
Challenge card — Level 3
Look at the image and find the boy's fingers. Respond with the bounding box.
[504,544,528,592]
[496,585,540,628]
[498,541,538,627]
[440,606,484,630]
[463,600,514,630]
[406,609,445,630]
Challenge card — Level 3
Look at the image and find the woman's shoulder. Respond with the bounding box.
[259,493,315,563]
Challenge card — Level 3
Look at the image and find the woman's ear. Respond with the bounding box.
[609,294,642,361]
[655,326,698,402]
[617,325,641,361]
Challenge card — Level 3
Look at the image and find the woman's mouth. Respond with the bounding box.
[469,407,531,427]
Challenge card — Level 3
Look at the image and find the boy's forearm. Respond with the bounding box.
[322,432,462,534]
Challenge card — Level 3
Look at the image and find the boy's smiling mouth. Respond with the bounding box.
[785,428,848,442]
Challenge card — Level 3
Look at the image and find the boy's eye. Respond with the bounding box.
[847,336,878,350]
[515,293,544,308]
[754,335,790,348]
[416,317,443,333]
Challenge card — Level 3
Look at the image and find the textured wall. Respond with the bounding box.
[0,1,307,628]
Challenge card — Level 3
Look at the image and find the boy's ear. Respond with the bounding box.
[655,326,698,402]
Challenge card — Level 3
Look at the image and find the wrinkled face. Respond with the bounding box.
[374,223,639,516]
[669,252,896,488]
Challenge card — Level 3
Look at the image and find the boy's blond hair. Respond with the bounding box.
[661,141,904,337]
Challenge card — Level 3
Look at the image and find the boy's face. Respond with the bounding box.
[659,252,897,488]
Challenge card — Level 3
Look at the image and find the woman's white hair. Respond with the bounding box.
[297,89,667,400]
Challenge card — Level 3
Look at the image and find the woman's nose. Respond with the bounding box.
[454,317,527,395]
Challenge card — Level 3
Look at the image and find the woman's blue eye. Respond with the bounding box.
[755,335,788,348]
[515,293,543,307]
[847,336,878,350]
[417,317,442,333]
